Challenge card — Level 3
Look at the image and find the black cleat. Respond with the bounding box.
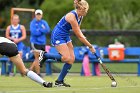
[43,82,53,88]
[55,80,71,87]
[39,51,47,68]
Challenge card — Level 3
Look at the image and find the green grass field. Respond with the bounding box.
[0,75,140,93]
[52,63,137,73]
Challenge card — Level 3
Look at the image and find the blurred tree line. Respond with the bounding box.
[0,0,140,46]
[0,0,140,30]
[42,0,140,30]
[0,0,44,28]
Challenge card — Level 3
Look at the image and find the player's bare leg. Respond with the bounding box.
[30,51,41,76]
[10,54,52,88]
[54,42,75,87]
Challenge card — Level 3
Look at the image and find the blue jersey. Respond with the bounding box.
[56,10,83,35]
[30,18,50,45]
[10,24,22,39]
[10,24,24,51]
[51,10,83,46]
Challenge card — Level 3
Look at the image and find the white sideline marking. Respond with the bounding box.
[0,86,140,93]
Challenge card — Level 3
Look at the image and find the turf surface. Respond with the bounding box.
[0,75,140,93]
[52,63,137,73]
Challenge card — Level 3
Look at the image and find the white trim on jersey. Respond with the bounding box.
[11,24,20,29]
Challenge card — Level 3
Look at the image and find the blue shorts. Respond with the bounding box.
[51,28,72,46]
[17,42,24,52]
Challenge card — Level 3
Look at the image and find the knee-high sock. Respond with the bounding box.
[44,52,62,61]
[57,63,72,81]
[27,71,45,85]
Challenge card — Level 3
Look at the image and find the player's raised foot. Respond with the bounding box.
[43,82,53,88]
[39,51,47,68]
[55,80,71,87]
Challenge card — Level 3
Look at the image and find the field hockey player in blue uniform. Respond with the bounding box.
[5,14,26,75]
[6,14,26,57]
[39,0,96,87]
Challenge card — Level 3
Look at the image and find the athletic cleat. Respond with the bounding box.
[43,82,53,88]
[39,51,47,68]
[55,80,71,87]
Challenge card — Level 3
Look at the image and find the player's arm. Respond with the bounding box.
[30,21,42,36]
[65,13,96,53]
[5,26,14,40]
[17,25,26,42]
[39,20,50,34]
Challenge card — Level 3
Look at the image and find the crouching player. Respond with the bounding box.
[0,37,52,88]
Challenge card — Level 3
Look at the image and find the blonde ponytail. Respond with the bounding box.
[75,0,89,10]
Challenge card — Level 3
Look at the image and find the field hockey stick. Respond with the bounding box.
[94,53,117,86]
